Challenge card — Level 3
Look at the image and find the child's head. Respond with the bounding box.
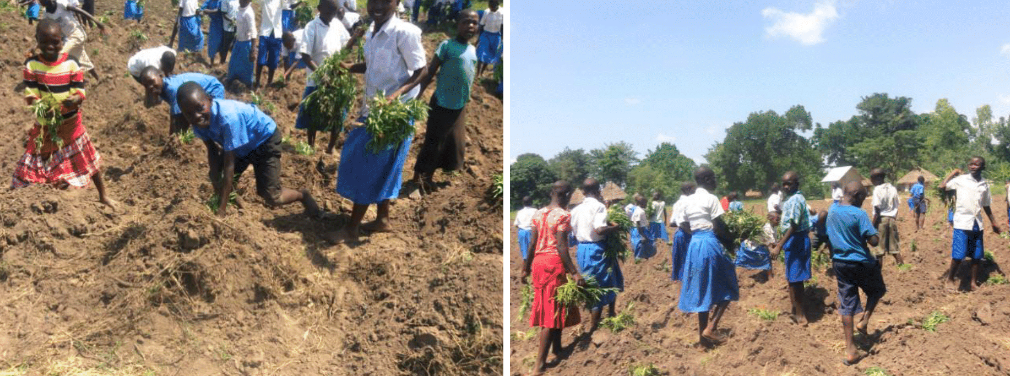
[177,82,213,129]
[869,168,886,186]
[781,171,800,195]
[552,180,573,208]
[318,0,338,23]
[239,0,251,8]
[581,178,601,199]
[728,191,738,201]
[694,166,717,190]
[635,193,646,207]
[366,0,397,25]
[681,181,696,195]
[522,195,532,207]
[138,67,166,102]
[282,31,296,51]
[968,156,986,176]
[843,181,867,207]
[769,182,780,194]
[39,0,54,9]
[455,9,479,41]
[917,175,924,184]
[489,0,498,11]
[767,211,781,226]
[160,51,177,76]
[652,190,661,201]
[35,19,62,61]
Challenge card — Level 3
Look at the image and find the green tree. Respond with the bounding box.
[589,142,638,187]
[812,93,922,174]
[626,143,697,200]
[920,99,972,172]
[548,147,591,186]
[510,153,556,209]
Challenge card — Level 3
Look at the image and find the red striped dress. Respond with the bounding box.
[529,207,581,329]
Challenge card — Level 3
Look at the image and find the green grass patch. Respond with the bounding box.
[205,192,238,212]
[600,303,636,332]
[910,239,917,252]
[178,128,195,144]
[628,363,660,376]
[984,251,996,263]
[987,274,1008,285]
[510,328,536,342]
[897,263,912,272]
[864,366,892,376]
[294,141,314,156]
[516,284,532,319]
[922,311,948,332]
[748,308,779,321]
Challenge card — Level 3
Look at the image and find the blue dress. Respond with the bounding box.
[226,40,254,86]
[678,231,739,312]
[630,227,656,260]
[178,15,204,52]
[202,0,224,59]
[123,0,143,20]
[576,240,623,310]
[670,228,691,281]
[335,119,413,205]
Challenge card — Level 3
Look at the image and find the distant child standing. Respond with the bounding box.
[831,182,843,204]
[39,0,106,79]
[870,168,904,266]
[767,183,782,213]
[669,182,696,282]
[411,9,480,191]
[21,0,40,24]
[570,179,622,332]
[909,176,928,231]
[293,0,350,153]
[629,194,656,260]
[826,181,884,366]
[775,171,811,325]
[171,0,204,53]
[474,0,501,77]
[225,0,256,89]
[513,196,536,261]
[282,0,303,31]
[13,20,115,208]
[201,0,228,64]
[939,157,1001,292]
[255,0,286,88]
[728,191,743,211]
[649,191,669,244]
[123,0,144,22]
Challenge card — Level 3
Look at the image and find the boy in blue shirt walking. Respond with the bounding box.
[177,83,319,217]
[909,175,928,231]
[826,181,883,366]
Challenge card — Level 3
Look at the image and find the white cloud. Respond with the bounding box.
[1001,44,1010,56]
[624,98,641,105]
[762,0,840,46]
[999,94,1010,105]
[656,134,677,144]
[705,125,721,135]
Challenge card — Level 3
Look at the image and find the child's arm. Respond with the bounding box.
[169,6,184,47]
[415,54,441,98]
[939,169,962,190]
[67,6,106,35]
[250,37,257,62]
[283,57,300,80]
[386,68,425,101]
[984,206,1001,234]
[216,150,236,216]
[776,223,796,255]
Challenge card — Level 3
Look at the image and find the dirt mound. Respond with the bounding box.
[510,197,1010,375]
[0,2,502,374]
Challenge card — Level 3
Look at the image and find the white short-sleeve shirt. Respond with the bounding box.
[299,17,351,87]
[259,0,284,38]
[570,197,609,243]
[871,183,899,218]
[671,195,690,226]
[179,0,200,17]
[650,201,665,223]
[630,206,648,228]
[281,28,303,57]
[128,46,176,77]
[340,0,356,11]
[766,192,781,213]
[946,174,992,231]
[361,16,426,116]
[683,187,724,231]
[513,207,536,230]
[340,11,360,31]
[235,5,256,41]
[221,0,240,32]
[43,0,81,37]
[480,8,504,34]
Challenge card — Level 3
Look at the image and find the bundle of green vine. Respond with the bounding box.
[604,206,633,261]
[934,173,957,209]
[554,276,618,309]
[363,94,428,153]
[721,210,765,248]
[29,93,65,151]
[516,284,533,318]
[301,50,356,133]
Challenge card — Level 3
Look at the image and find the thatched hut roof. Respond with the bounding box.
[745,190,762,198]
[896,168,939,186]
[569,188,585,206]
[602,182,627,202]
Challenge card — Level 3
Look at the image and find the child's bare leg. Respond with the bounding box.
[589,308,602,332]
[267,67,276,86]
[841,314,858,364]
[326,124,339,154]
[361,200,393,232]
[697,311,709,342]
[307,128,316,148]
[859,293,882,334]
[254,64,264,88]
[789,282,807,324]
[970,259,981,291]
[265,187,319,216]
[893,253,905,266]
[92,170,117,209]
[533,328,552,375]
[945,259,961,290]
[550,328,563,358]
[608,301,617,318]
[702,301,730,342]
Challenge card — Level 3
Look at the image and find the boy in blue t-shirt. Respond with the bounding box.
[176,83,319,217]
[139,68,226,135]
[410,9,479,192]
[826,181,882,366]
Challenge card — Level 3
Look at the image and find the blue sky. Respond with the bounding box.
[509,0,1010,165]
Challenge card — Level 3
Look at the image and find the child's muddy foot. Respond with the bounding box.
[362,220,393,233]
[301,190,321,218]
[100,197,119,211]
[842,351,863,366]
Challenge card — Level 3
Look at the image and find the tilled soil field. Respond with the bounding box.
[0,2,503,375]
[510,196,1010,376]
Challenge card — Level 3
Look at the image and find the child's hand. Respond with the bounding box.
[62,93,83,111]
[993,224,1002,235]
[571,273,585,287]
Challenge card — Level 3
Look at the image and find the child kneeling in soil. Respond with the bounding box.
[139,68,226,135]
[825,181,883,366]
[12,20,115,208]
[176,82,319,217]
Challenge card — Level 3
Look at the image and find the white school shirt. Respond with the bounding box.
[630,206,649,228]
[766,192,781,213]
[513,207,536,231]
[281,28,303,57]
[43,0,82,37]
[361,16,426,116]
[235,5,256,41]
[683,187,724,231]
[570,197,608,243]
[340,11,360,31]
[623,203,634,218]
[650,201,665,223]
[127,46,176,77]
[670,195,690,226]
[299,17,350,87]
[871,183,899,218]
[832,187,844,201]
[179,0,199,17]
[480,8,504,34]
[946,174,992,231]
[221,0,240,32]
[761,222,779,246]
[339,0,355,11]
[259,0,284,38]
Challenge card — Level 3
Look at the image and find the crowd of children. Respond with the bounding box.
[519,156,1005,373]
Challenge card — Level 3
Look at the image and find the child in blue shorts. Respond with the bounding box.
[826,181,883,366]
[774,171,812,325]
[255,0,285,88]
[940,156,1002,292]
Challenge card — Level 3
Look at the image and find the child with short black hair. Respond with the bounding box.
[139,68,226,135]
[127,46,176,83]
[513,196,536,261]
[870,168,904,266]
[774,171,811,325]
[940,156,1001,292]
[826,181,883,366]
[255,0,286,88]
[475,0,501,76]
[171,0,204,52]
[225,0,256,89]
[292,0,350,152]
[630,194,656,260]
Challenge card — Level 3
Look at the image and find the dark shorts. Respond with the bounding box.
[912,196,927,214]
[220,31,236,55]
[234,131,282,202]
[832,259,886,316]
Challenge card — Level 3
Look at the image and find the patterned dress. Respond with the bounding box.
[529,207,580,329]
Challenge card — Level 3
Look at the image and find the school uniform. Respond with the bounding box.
[766,191,781,213]
[412,38,476,177]
[281,28,306,69]
[678,187,739,313]
[669,194,691,281]
[477,7,503,65]
[177,0,204,52]
[281,0,295,31]
[729,200,743,212]
[571,197,623,310]
[336,16,425,205]
[826,204,885,316]
[872,183,901,258]
[629,205,656,260]
[426,0,447,25]
[513,206,536,260]
[220,0,239,55]
[946,174,992,261]
[26,0,40,21]
[127,46,176,80]
[123,0,143,20]
[160,73,226,117]
[529,207,580,329]
[192,99,284,201]
[201,0,225,60]
[294,16,350,130]
[735,222,776,271]
[226,4,256,86]
[910,182,927,213]
[780,191,811,283]
[257,0,284,70]
[649,200,669,242]
[43,0,93,71]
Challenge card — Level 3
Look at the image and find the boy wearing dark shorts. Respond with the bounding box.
[826,181,883,366]
[176,82,319,217]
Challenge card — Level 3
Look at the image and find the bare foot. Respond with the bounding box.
[99,197,118,211]
[361,219,393,233]
[842,350,863,366]
[855,321,868,337]
[301,190,321,218]
[970,282,981,292]
[791,313,808,326]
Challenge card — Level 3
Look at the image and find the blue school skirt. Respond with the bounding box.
[123,0,142,20]
[294,86,317,130]
[206,13,224,59]
[517,228,532,260]
[783,230,811,283]
[26,2,39,20]
[226,40,254,86]
[576,240,623,310]
[336,122,413,205]
[630,227,656,260]
[678,230,739,313]
[477,31,501,64]
[671,228,691,281]
[282,9,294,31]
[735,241,771,270]
[178,15,204,52]
[649,222,669,242]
